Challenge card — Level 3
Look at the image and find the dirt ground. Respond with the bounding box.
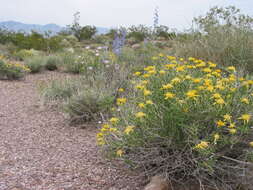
[0,72,144,190]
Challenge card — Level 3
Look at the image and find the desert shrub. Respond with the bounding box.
[39,78,81,102]
[0,57,30,80]
[127,25,152,42]
[63,89,115,123]
[154,25,177,40]
[98,55,253,189]
[25,56,46,73]
[61,53,84,74]
[172,6,253,72]
[13,49,42,61]
[63,57,131,123]
[45,55,61,71]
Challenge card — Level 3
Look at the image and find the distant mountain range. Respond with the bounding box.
[0,21,109,35]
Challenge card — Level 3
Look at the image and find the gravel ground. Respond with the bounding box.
[0,72,144,190]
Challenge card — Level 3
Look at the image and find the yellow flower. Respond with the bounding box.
[188,57,195,61]
[198,86,205,90]
[206,85,214,92]
[159,70,166,75]
[138,103,145,108]
[241,98,249,104]
[212,93,222,99]
[116,149,123,157]
[135,84,145,90]
[96,132,104,138]
[208,62,217,68]
[228,122,235,128]
[135,112,146,118]
[148,70,156,75]
[117,98,127,105]
[144,66,155,71]
[124,125,135,135]
[223,114,232,121]
[161,83,173,90]
[185,75,192,80]
[165,64,176,69]
[249,142,253,147]
[238,114,251,124]
[146,100,154,105]
[102,123,110,129]
[176,66,185,72]
[118,88,124,92]
[214,133,220,144]
[202,68,212,73]
[164,92,175,99]
[143,89,152,96]
[192,78,202,83]
[196,63,206,67]
[214,98,225,105]
[109,128,118,132]
[167,56,176,60]
[143,73,151,78]
[134,71,141,76]
[171,77,181,84]
[186,90,199,99]
[195,141,209,149]
[109,117,119,124]
[227,66,236,72]
[216,120,226,127]
[229,128,237,134]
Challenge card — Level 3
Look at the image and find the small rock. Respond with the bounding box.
[144,175,169,190]
[131,44,141,49]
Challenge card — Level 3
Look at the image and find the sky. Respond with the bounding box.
[0,0,252,30]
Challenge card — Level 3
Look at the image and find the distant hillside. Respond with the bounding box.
[0,21,109,35]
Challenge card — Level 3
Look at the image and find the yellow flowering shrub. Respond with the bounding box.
[98,55,253,188]
[0,57,30,80]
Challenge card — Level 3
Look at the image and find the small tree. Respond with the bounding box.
[79,25,97,40]
[127,25,152,42]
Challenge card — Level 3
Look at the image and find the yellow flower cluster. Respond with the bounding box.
[4,61,30,72]
[98,54,253,156]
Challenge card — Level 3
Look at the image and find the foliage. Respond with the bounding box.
[0,56,30,79]
[13,49,42,61]
[25,56,46,73]
[172,6,253,72]
[45,55,60,71]
[154,25,177,40]
[0,29,62,52]
[61,52,84,74]
[98,55,253,189]
[127,25,152,42]
[39,78,81,102]
[63,89,115,123]
[194,6,253,32]
[68,12,97,41]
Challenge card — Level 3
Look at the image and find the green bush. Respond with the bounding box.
[39,78,81,102]
[172,6,253,72]
[63,89,114,123]
[25,56,46,73]
[45,55,60,71]
[98,55,253,189]
[0,58,30,80]
[13,49,42,61]
[127,25,152,42]
[61,53,83,74]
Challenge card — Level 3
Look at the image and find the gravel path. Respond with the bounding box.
[0,72,143,190]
